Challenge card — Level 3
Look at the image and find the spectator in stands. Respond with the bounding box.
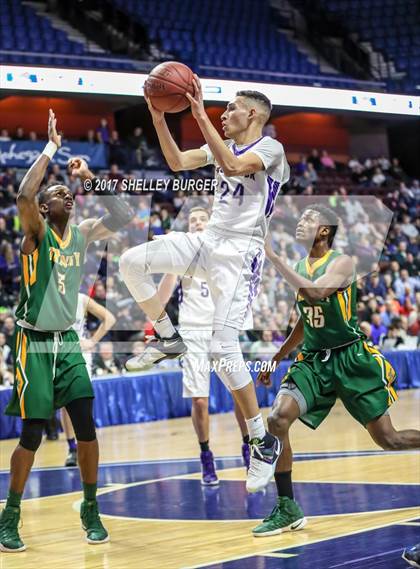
[295,155,307,176]
[389,157,405,180]
[351,163,369,186]
[13,126,25,141]
[372,167,386,187]
[393,269,419,304]
[380,323,406,351]
[249,330,279,362]
[160,208,171,232]
[93,342,121,376]
[0,242,20,293]
[307,148,321,171]
[128,126,148,168]
[296,171,313,192]
[85,129,97,144]
[109,130,127,167]
[348,156,362,172]
[50,163,66,184]
[369,313,387,346]
[378,155,390,171]
[96,118,110,143]
[0,129,11,142]
[107,163,123,184]
[0,331,13,386]
[320,149,336,169]
[401,214,418,239]
[28,131,37,141]
[307,162,318,183]
[380,299,401,328]
[1,315,15,350]
[365,274,387,302]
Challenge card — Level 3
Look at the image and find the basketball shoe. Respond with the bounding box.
[0,506,26,552]
[125,333,187,372]
[246,434,281,493]
[403,543,420,568]
[252,496,307,537]
[200,451,219,486]
[80,500,109,544]
[65,449,77,467]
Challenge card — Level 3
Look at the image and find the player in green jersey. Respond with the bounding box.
[251,203,420,537]
[0,110,134,552]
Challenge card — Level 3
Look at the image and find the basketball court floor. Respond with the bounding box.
[1,390,419,568]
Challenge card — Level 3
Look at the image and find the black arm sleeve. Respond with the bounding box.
[91,178,135,231]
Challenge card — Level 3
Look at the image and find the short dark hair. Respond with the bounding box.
[236,90,272,115]
[303,203,339,247]
[38,183,67,206]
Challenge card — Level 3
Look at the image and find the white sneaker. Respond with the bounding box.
[246,435,282,494]
[125,334,187,372]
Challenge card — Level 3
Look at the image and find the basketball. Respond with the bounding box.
[144,61,195,113]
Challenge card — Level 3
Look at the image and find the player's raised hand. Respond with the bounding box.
[144,93,164,123]
[186,74,206,120]
[67,156,92,180]
[48,108,61,148]
[256,368,273,388]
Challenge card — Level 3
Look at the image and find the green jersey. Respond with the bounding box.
[15,224,86,332]
[295,250,363,351]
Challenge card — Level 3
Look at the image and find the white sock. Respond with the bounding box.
[154,313,176,339]
[245,413,265,440]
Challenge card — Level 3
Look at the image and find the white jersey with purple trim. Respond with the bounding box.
[178,276,214,331]
[200,136,289,243]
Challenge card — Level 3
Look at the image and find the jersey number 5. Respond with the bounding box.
[57,272,66,295]
[302,306,325,328]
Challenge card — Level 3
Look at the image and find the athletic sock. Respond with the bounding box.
[199,440,210,452]
[154,313,176,339]
[245,413,265,440]
[274,471,294,500]
[242,434,250,445]
[67,438,77,452]
[6,489,22,509]
[83,482,97,502]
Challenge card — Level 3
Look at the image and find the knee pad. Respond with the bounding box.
[65,398,96,442]
[19,419,45,452]
[119,245,156,302]
[210,334,252,391]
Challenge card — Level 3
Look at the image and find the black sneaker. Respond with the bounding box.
[125,333,187,372]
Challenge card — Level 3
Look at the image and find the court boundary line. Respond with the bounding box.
[184,512,420,569]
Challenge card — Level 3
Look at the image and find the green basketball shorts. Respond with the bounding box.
[5,324,94,420]
[280,340,397,429]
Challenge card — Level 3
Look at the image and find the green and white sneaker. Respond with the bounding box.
[252,496,307,537]
[80,500,109,544]
[0,506,26,552]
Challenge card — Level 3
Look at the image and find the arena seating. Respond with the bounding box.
[110,0,360,88]
[0,0,137,70]
[317,0,420,94]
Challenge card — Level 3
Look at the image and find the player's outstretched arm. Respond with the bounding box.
[265,238,354,304]
[257,317,304,386]
[145,94,207,171]
[186,75,265,177]
[70,157,135,243]
[17,109,61,254]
